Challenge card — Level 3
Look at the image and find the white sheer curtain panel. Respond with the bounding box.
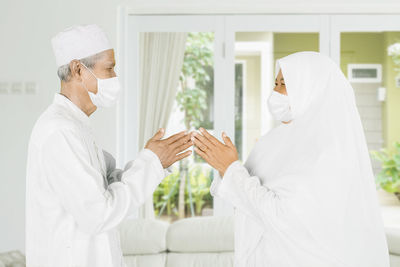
[137,32,188,219]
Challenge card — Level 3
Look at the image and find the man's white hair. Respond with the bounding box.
[57,52,103,82]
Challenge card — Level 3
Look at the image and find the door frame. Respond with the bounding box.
[234,59,247,160]
[235,41,271,159]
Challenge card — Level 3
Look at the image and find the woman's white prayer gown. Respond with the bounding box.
[26,93,168,267]
[211,52,390,267]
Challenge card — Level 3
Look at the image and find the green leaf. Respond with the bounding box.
[371,141,400,194]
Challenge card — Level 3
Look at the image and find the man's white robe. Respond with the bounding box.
[26,93,168,267]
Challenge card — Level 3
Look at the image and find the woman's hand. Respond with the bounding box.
[191,128,239,177]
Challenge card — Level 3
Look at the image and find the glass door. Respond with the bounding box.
[120,15,224,221]
[234,31,320,160]
[119,14,337,217]
[216,15,329,215]
[330,15,400,227]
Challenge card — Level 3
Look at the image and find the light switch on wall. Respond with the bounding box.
[0,82,9,94]
[0,81,37,95]
[11,82,24,94]
[25,82,37,94]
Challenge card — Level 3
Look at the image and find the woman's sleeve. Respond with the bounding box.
[213,160,296,228]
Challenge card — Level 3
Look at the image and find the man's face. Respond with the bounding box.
[80,49,116,94]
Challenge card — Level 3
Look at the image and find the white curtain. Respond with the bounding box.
[137,32,188,219]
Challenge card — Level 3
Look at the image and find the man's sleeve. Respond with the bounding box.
[42,128,165,235]
[103,149,172,185]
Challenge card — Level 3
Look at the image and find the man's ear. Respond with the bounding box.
[69,60,83,81]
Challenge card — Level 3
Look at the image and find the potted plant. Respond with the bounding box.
[187,164,212,215]
[371,142,400,200]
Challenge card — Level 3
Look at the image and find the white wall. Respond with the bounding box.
[0,0,122,253]
[1,0,399,254]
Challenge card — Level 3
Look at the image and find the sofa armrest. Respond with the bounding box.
[386,227,400,256]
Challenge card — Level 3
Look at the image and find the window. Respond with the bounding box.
[153,32,215,222]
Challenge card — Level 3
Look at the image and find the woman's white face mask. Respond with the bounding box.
[81,63,121,108]
[267,91,294,123]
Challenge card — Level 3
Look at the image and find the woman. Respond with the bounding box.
[191,51,390,267]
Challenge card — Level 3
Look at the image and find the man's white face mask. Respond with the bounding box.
[81,63,121,108]
[267,91,294,123]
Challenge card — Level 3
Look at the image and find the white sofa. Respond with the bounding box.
[119,216,400,267]
[119,216,234,267]
[1,216,399,267]
[387,228,400,267]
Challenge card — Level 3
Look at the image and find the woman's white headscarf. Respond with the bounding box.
[241,51,389,266]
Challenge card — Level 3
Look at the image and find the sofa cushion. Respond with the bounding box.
[390,254,400,267]
[124,253,166,267]
[167,216,234,252]
[119,218,169,255]
[166,252,234,267]
[386,227,400,256]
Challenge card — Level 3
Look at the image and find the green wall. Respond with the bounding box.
[340,33,384,74]
[273,33,319,63]
[341,32,400,148]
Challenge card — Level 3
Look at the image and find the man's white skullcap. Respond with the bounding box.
[51,24,112,67]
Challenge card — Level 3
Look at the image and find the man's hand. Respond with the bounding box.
[145,128,193,168]
[191,128,238,177]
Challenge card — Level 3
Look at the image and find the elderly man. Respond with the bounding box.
[25,24,192,267]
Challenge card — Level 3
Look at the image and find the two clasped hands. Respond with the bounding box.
[145,127,239,177]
